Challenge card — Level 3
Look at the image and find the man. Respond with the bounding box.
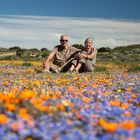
[43,34,81,73]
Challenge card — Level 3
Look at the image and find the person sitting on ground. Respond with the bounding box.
[43,34,81,73]
[69,37,97,73]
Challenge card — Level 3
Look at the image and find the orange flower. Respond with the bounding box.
[124,111,131,117]
[5,103,17,111]
[91,83,97,88]
[73,77,79,80]
[20,89,37,99]
[57,103,65,111]
[121,102,129,109]
[67,86,75,93]
[76,113,83,120]
[0,114,8,124]
[127,137,135,140]
[71,109,77,113]
[128,99,133,103]
[98,118,118,132]
[85,104,91,109]
[11,121,24,131]
[82,97,91,103]
[69,101,75,108]
[121,120,136,130]
[19,108,31,120]
[40,94,50,101]
[11,122,19,132]
[109,99,120,106]
[52,95,57,100]
[19,108,28,115]
[131,94,136,99]
[4,81,9,86]
[56,90,62,97]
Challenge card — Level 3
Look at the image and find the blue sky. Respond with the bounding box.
[0,0,140,49]
[0,0,140,19]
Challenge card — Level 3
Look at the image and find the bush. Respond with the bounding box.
[9,46,21,51]
[98,47,112,52]
[128,65,140,72]
[16,49,25,57]
[72,44,85,51]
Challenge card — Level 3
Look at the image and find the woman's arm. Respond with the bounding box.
[87,48,97,59]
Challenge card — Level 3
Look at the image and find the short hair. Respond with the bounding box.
[84,37,93,44]
[60,34,69,40]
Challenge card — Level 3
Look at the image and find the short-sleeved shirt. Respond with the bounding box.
[51,45,81,66]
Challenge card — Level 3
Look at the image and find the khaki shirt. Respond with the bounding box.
[51,45,81,66]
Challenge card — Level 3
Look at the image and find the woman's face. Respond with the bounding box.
[85,41,93,49]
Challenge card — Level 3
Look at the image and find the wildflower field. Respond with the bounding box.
[0,60,140,140]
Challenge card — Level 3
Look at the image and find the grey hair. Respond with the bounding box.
[84,37,93,43]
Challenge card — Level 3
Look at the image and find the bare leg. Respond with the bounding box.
[75,62,82,73]
[69,64,75,72]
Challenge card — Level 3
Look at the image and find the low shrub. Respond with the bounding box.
[128,65,140,72]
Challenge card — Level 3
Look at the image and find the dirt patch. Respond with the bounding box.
[0,52,16,57]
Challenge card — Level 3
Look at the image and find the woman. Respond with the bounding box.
[69,37,97,73]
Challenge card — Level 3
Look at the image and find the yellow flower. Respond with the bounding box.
[117,89,122,93]
[61,100,69,106]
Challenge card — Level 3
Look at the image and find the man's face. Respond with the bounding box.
[60,36,69,47]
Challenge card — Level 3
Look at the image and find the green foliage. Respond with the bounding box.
[41,49,50,58]
[98,47,112,52]
[29,48,40,52]
[128,65,140,72]
[72,44,85,51]
[41,48,50,52]
[22,51,31,61]
[0,47,8,52]
[9,46,21,51]
[16,49,25,57]
[95,66,107,72]
[113,44,140,52]
[0,55,18,60]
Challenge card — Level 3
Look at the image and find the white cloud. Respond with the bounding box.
[0,15,140,49]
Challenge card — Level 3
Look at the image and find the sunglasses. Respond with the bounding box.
[60,39,68,42]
